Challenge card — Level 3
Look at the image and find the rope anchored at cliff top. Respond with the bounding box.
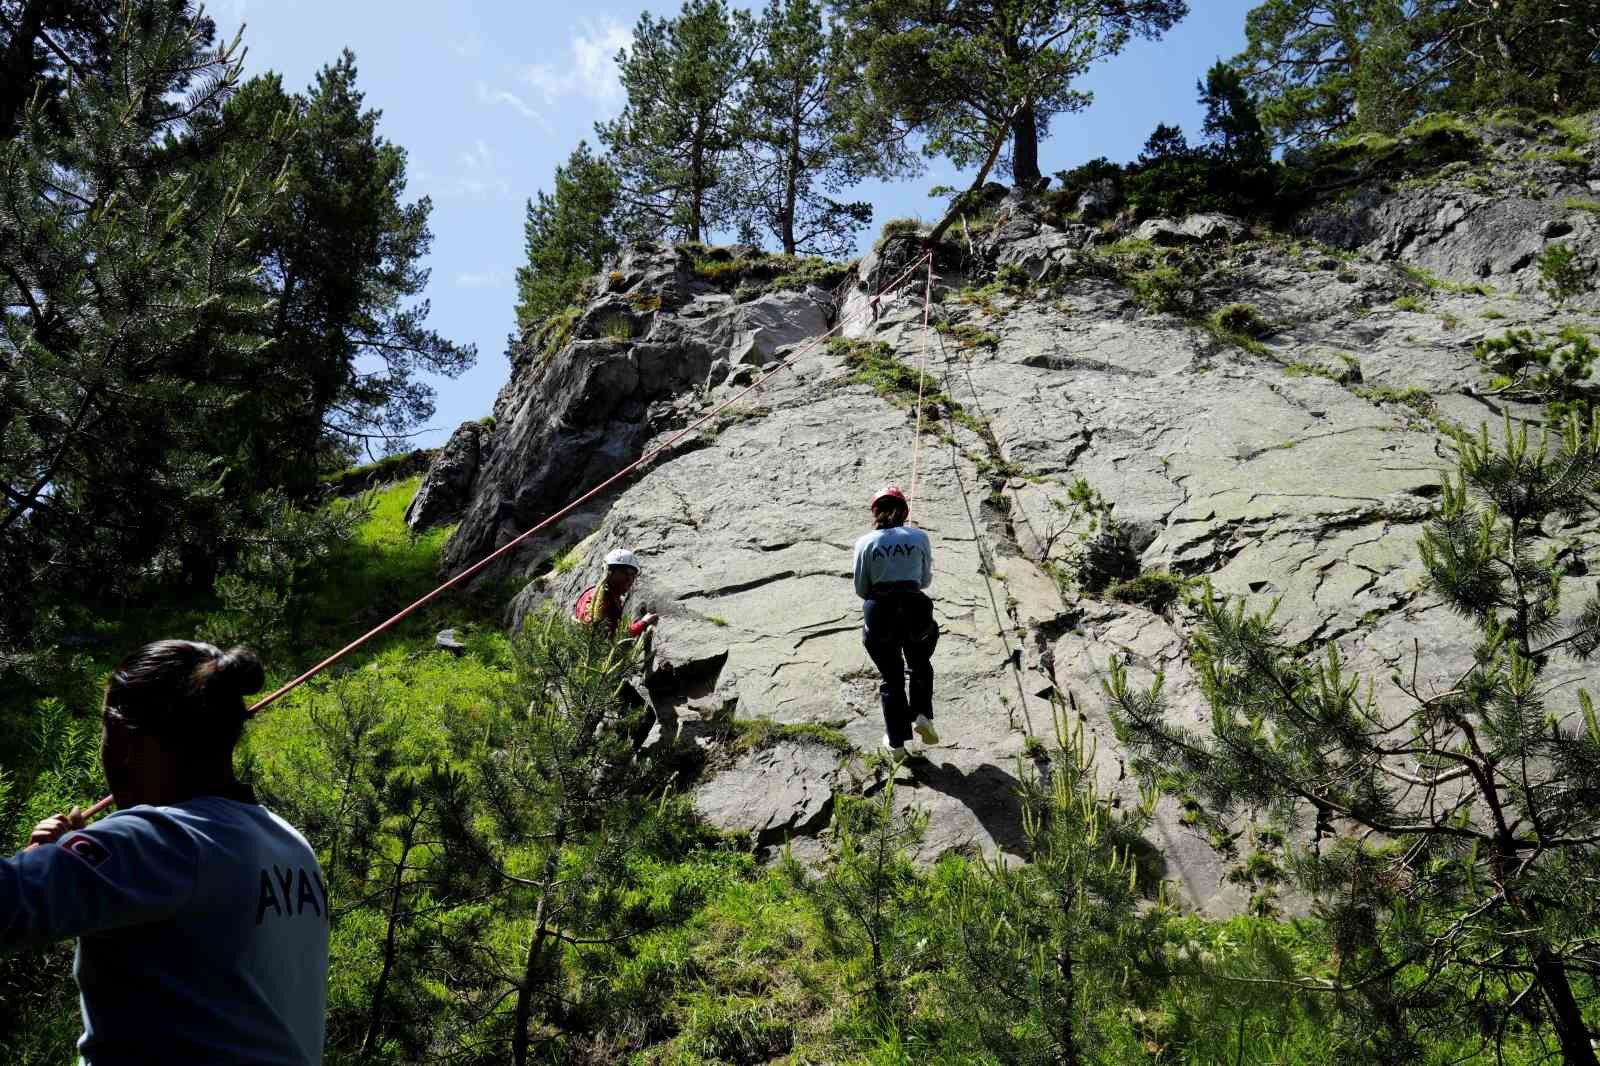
[73,248,937,823]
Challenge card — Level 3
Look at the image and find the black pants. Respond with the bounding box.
[862,591,939,745]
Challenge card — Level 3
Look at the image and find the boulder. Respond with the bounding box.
[1133,218,1197,246]
[730,290,831,366]
[693,740,844,848]
[405,421,488,531]
[1075,178,1119,222]
[1180,213,1246,243]
[994,230,1086,281]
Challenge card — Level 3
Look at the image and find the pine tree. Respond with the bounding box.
[796,766,928,1013]
[1198,60,1268,165]
[937,709,1170,1065]
[1234,0,1599,147]
[513,141,620,334]
[829,0,1188,188]
[222,52,475,480]
[1110,413,1600,1065]
[731,0,879,257]
[597,0,755,244]
[429,608,658,1066]
[253,677,456,1060]
[1231,0,1428,146]
[1139,121,1193,164]
[1,0,289,651]
[1428,0,1600,115]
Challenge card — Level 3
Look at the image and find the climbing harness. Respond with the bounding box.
[68,251,936,825]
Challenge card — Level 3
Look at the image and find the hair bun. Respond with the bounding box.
[214,647,266,699]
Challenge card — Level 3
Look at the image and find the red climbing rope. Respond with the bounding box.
[72,250,935,823]
[907,255,934,515]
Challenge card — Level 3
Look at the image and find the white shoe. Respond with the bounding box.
[913,715,940,745]
[882,733,907,756]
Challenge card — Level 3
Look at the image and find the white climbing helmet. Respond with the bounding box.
[604,548,641,571]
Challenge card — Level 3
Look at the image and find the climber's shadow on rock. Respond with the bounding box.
[903,760,1027,856]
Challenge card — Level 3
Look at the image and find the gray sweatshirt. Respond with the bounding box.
[0,797,328,1065]
[853,525,934,598]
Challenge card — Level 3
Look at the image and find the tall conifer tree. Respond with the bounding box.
[829,0,1188,187]
[598,0,754,243]
[732,0,881,256]
[513,141,620,333]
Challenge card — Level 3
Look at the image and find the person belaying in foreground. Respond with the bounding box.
[574,547,659,640]
[0,641,329,1066]
[853,485,941,756]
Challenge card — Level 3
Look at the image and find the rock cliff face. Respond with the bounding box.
[417,123,1600,914]
[1295,113,1600,304]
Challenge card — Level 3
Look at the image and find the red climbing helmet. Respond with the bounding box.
[869,485,908,512]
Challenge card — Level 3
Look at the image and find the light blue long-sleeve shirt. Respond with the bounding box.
[853,525,933,598]
[0,797,328,1066]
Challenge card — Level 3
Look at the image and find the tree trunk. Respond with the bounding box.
[0,0,51,141]
[360,819,417,1057]
[781,104,801,255]
[1056,938,1077,1066]
[688,131,705,244]
[512,826,566,1066]
[1011,101,1041,188]
[1533,950,1599,1066]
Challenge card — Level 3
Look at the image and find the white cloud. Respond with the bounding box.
[438,176,513,200]
[518,19,630,112]
[458,139,495,172]
[426,138,514,200]
[474,80,547,128]
[456,270,508,289]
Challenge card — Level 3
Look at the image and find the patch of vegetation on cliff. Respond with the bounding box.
[679,243,856,301]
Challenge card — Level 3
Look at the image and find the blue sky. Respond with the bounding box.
[215,0,1259,450]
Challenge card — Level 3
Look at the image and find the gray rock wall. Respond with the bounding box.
[429,162,1599,913]
[1296,114,1600,303]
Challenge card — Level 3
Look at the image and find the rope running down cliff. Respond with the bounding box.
[926,273,1036,737]
[73,250,937,823]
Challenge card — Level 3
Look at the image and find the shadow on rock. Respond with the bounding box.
[901,760,1028,857]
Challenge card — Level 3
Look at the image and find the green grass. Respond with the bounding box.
[724,717,854,756]
[1550,147,1589,169]
[1565,197,1600,214]
[1211,303,1271,339]
[1283,356,1360,385]
[1552,114,1594,150]
[878,216,924,243]
[1107,571,1189,612]
[950,322,1000,351]
[596,313,634,340]
[832,338,982,435]
[685,246,856,298]
[549,541,586,575]
[533,304,580,359]
[1356,385,1436,415]
[1392,295,1427,313]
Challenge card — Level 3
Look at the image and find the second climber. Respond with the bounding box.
[573,548,659,640]
[852,485,940,756]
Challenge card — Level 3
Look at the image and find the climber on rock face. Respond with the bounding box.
[574,548,659,640]
[853,486,941,757]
